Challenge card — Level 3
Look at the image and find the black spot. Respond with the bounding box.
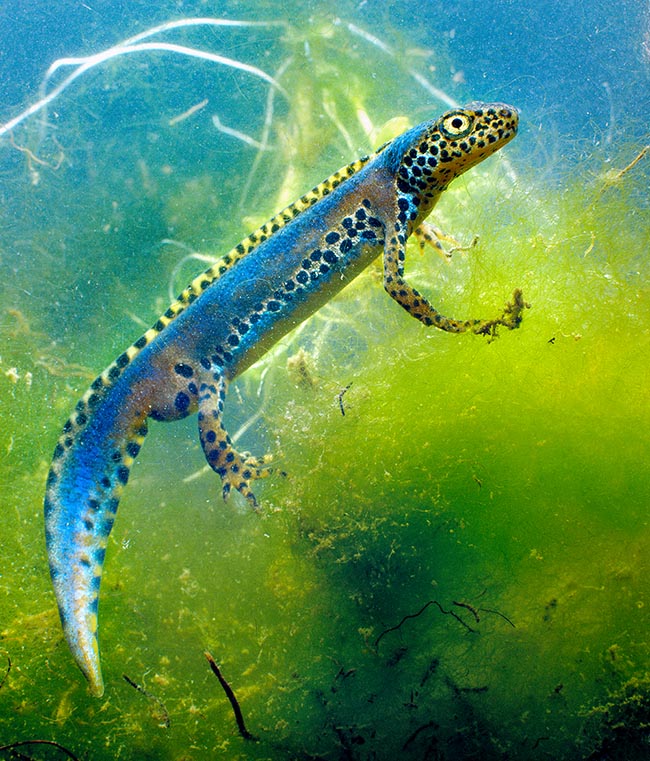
[116,465,130,485]
[174,363,194,378]
[108,365,121,381]
[285,279,296,291]
[205,430,217,443]
[342,217,354,229]
[267,300,281,312]
[227,334,240,347]
[91,377,104,391]
[134,336,147,349]
[126,441,141,458]
[53,443,65,459]
[296,270,309,284]
[100,477,111,489]
[340,238,353,254]
[325,231,340,244]
[116,353,130,368]
[310,250,322,261]
[323,250,338,264]
[76,412,87,426]
[200,356,211,370]
[175,391,191,412]
[355,208,367,221]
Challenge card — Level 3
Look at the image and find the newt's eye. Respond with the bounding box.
[439,111,474,139]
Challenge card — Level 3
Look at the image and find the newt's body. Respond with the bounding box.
[45,102,524,696]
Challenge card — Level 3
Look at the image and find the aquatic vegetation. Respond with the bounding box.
[1,6,649,760]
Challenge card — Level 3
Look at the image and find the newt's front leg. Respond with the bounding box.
[383,222,527,336]
[197,371,272,507]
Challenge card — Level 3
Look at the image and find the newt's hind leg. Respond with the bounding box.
[197,372,272,508]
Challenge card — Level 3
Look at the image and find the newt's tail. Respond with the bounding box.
[44,374,148,697]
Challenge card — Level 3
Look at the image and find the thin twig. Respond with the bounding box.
[0,740,80,761]
[374,599,477,650]
[122,673,171,728]
[337,383,352,416]
[479,607,516,628]
[402,720,439,751]
[0,653,11,691]
[452,600,480,625]
[204,651,257,741]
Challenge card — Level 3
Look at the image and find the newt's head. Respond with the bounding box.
[390,101,519,200]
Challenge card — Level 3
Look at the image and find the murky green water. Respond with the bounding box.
[1,4,649,759]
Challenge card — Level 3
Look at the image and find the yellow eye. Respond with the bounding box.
[439,111,474,139]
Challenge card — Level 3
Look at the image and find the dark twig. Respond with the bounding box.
[452,600,481,625]
[0,740,80,760]
[479,607,516,628]
[374,599,477,650]
[337,383,352,416]
[0,653,11,691]
[402,720,439,750]
[204,651,257,741]
[122,673,170,728]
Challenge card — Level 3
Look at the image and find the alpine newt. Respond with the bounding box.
[45,101,525,696]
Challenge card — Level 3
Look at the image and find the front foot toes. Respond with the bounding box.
[472,288,530,338]
[219,452,273,509]
[501,288,529,330]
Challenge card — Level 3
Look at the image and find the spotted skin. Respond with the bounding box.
[45,102,525,697]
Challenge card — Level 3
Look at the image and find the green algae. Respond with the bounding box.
[1,10,649,761]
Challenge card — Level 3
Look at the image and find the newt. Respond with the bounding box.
[44,101,525,696]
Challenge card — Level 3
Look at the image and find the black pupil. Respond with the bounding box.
[451,117,464,129]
